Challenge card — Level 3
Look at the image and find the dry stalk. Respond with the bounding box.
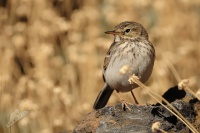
[151,121,168,133]
[165,59,200,101]
[129,75,199,133]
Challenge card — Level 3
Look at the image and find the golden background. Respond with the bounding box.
[0,0,200,132]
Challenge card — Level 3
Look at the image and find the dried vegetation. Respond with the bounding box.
[0,0,200,132]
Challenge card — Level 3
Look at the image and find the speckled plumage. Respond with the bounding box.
[94,21,155,109]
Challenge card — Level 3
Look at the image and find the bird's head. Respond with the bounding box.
[105,21,148,42]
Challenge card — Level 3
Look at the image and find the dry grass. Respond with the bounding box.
[0,0,200,133]
[129,75,198,132]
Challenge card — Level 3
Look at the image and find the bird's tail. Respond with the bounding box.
[93,83,113,109]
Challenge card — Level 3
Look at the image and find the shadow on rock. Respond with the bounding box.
[73,86,200,133]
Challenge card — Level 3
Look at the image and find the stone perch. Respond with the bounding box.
[73,86,200,133]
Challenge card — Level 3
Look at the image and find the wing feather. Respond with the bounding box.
[102,42,116,81]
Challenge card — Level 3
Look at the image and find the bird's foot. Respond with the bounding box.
[121,100,132,111]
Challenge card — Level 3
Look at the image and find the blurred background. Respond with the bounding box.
[0,0,200,132]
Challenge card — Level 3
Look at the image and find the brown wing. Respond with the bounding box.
[102,42,116,82]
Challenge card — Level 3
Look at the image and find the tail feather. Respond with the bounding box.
[93,83,113,109]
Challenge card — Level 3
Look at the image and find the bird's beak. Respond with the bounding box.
[105,30,121,35]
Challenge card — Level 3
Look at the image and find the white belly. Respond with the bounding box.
[104,42,154,92]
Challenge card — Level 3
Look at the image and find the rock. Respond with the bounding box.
[73,86,200,133]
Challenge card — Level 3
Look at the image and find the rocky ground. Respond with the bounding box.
[73,86,200,133]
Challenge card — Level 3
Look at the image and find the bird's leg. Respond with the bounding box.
[116,90,131,110]
[130,90,139,104]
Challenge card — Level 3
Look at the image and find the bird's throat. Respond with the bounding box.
[114,35,121,42]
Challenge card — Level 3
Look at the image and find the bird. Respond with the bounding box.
[93,21,155,110]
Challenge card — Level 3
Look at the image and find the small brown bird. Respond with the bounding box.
[93,21,155,110]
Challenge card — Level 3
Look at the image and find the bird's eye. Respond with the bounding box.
[125,29,131,33]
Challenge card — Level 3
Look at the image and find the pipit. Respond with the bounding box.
[93,21,155,110]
